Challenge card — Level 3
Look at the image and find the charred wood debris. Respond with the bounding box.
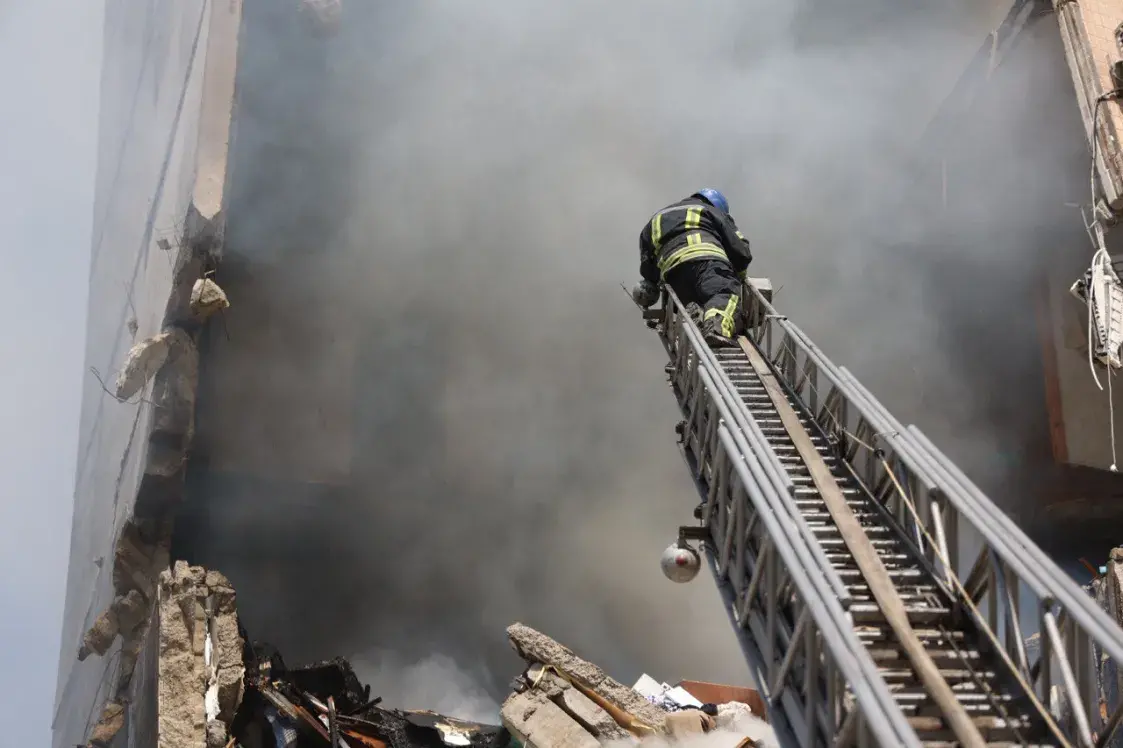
[232,644,503,748]
[82,564,770,748]
[201,621,770,748]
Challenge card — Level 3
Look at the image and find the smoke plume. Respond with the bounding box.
[177,0,1091,713]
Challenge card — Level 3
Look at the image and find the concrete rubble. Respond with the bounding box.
[79,246,217,746]
[190,277,230,321]
[81,562,771,747]
[115,329,178,400]
[503,623,772,748]
[157,562,245,748]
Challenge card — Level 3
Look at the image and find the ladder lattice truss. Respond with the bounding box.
[643,281,1123,748]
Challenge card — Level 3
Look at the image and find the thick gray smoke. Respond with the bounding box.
[178,0,1091,713]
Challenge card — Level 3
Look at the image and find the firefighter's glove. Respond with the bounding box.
[631,280,660,309]
[665,709,716,737]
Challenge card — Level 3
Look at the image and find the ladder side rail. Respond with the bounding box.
[742,286,960,602]
[742,281,1123,746]
[841,365,1114,746]
[660,290,922,748]
[666,291,851,608]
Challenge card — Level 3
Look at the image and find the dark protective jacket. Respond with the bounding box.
[638,196,753,285]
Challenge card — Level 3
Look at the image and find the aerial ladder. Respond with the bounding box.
[641,279,1123,748]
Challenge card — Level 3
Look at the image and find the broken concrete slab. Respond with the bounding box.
[558,685,631,741]
[507,623,668,733]
[78,608,119,661]
[524,698,602,748]
[83,519,175,675]
[87,700,126,747]
[501,690,599,748]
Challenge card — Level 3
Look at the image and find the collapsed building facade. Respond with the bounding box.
[52,0,774,744]
[81,561,775,747]
[52,0,1123,746]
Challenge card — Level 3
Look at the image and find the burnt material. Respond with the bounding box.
[233,638,507,748]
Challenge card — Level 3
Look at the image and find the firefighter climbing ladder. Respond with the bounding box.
[643,282,1123,748]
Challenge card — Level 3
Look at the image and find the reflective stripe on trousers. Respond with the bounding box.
[703,294,740,338]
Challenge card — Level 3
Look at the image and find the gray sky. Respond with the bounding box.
[0,0,102,744]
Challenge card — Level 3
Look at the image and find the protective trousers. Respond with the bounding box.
[664,258,744,344]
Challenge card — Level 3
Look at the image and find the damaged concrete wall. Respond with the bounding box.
[52,0,243,746]
[157,563,245,748]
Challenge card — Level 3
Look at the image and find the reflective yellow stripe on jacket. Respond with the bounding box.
[657,233,728,276]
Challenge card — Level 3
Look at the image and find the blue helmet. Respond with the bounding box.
[693,188,729,214]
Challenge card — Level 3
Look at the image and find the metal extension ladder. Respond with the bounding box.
[642,281,1123,748]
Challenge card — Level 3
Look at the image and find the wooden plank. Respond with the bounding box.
[740,339,987,748]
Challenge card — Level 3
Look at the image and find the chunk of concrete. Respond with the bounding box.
[79,608,119,660]
[148,327,198,448]
[112,519,158,600]
[157,563,246,748]
[508,624,606,689]
[524,698,601,748]
[526,662,570,698]
[113,588,149,635]
[159,568,207,747]
[87,700,125,747]
[507,623,667,732]
[558,687,631,740]
[599,676,669,729]
[205,719,228,748]
[211,594,245,720]
[115,331,174,400]
[501,689,545,729]
[189,278,230,321]
[501,691,599,748]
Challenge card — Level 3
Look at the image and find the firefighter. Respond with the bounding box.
[631,188,753,347]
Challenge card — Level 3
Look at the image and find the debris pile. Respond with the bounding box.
[502,623,773,747]
[85,563,771,747]
[232,646,505,748]
[157,562,245,747]
[80,271,228,743]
